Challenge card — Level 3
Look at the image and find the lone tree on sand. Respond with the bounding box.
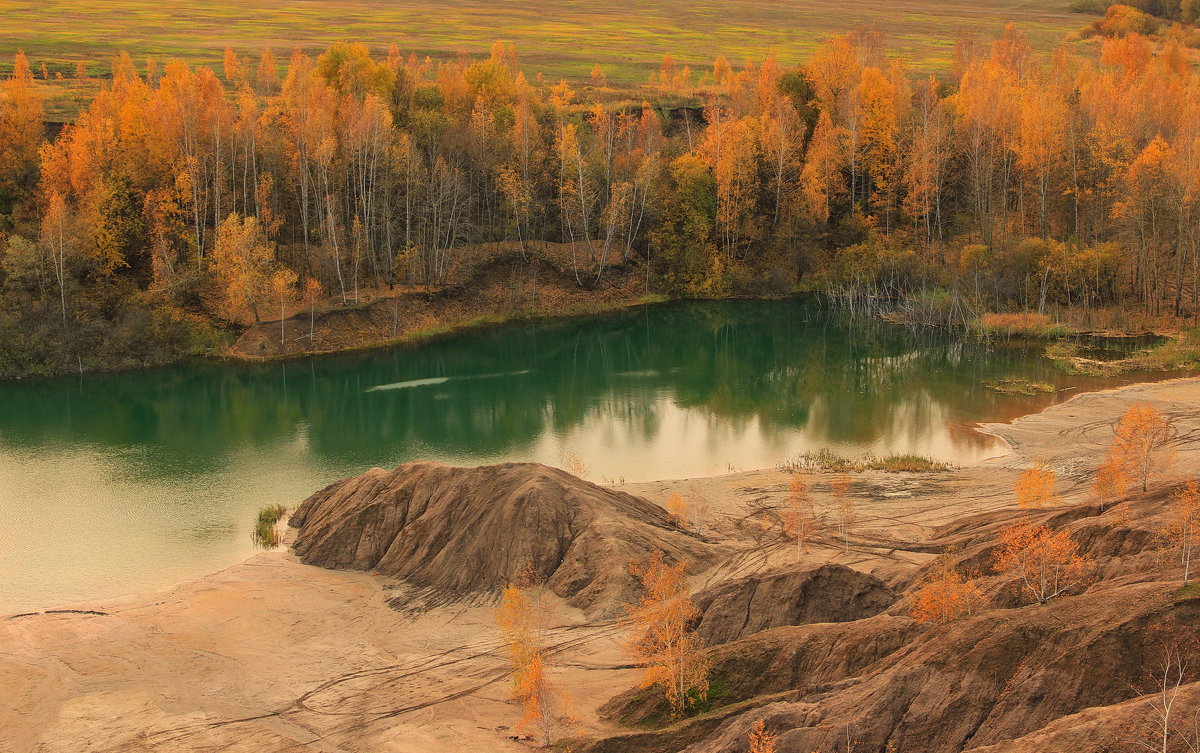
[622,550,710,716]
[495,581,573,746]
[1164,479,1200,584]
[993,520,1089,604]
[1109,403,1175,493]
[667,493,689,529]
[1015,462,1058,509]
[829,475,855,552]
[783,474,821,559]
[911,557,983,624]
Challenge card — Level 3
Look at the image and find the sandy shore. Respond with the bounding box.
[4,377,1200,753]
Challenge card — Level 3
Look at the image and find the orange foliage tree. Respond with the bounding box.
[1108,403,1175,492]
[667,493,689,529]
[800,110,845,223]
[782,474,820,559]
[1092,453,1128,508]
[1015,463,1058,509]
[993,521,1089,604]
[748,718,779,753]
[1164,479,1200,584]
[495,582,572,746]
[270,267,298,351]
[303,276,322,344]
[622,550,710,716]
[830,475,855,552]
[39,191,79,324]
[0,51,44,202]
[210,213,280,324]
[911,558,983,623]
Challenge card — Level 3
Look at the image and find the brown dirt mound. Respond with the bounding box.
[691,564,897,647]
[290,461,718,615]
[894,482,1185,602]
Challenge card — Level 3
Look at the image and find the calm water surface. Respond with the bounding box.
[0,299,1164,612]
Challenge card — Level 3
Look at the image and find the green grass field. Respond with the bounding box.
[5,0,1092,120]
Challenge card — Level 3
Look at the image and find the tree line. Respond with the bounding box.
[1,16,1199,374]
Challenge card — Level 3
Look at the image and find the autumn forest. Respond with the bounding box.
[9,5,1200,752]
[2,8,1200,376]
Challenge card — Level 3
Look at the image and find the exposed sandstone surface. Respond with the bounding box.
[690,564,896,646]
[594,579,1200,753]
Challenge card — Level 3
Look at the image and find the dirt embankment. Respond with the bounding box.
[3,377,1200,753]
[231,243,652,359]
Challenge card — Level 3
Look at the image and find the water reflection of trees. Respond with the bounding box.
[0,299,1085,477]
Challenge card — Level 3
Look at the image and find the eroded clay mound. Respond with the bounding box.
[599,614,923,732]
[589,479,1200,753]
[968,679,1200,753]
[715,581,1200,753]
[692,564,897,646]
[290,461,715,614]
[591,579,1200,753]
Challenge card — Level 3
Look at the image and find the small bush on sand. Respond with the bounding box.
[779,450,950,473]
[252,504,288,549]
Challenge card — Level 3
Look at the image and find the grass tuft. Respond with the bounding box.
[982,377,1058,396]
[1175,581,1200,601]
[252,504,288,549]
[863,454,954,473]
[779,449,951,473]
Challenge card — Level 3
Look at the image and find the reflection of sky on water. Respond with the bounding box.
[0,299,1164,612]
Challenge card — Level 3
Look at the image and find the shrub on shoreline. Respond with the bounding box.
[252,504,288,549]
[779,449,951,474]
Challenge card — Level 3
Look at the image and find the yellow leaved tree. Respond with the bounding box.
[1015,463,1058,509]
[622,550,710,716]
[994,521,1089,604]
[1108,403,1175,493]
[211,213,281,324]
[495,579,573,746]
[830,475,855,553]
[911,557,983,624]
[748,718,779,753]
[1164,479,1200,584]
[783,475,821,559]
[667,493,689,529]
